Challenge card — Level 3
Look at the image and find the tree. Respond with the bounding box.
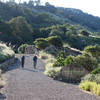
[34,38,49,49]
[8,16,33,43]
[47,36,63,47]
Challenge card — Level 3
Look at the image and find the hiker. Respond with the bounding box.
[33,54,38,69]
[21,55,25,68]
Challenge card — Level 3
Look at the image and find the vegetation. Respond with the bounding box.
[47,36,63,47]
[18,44,28,53]
[1,1,100,97]
[83,45,100,61]
[0,43,15,63]
[81,74,100,84]
[53,51,65,67]
[0,2,100,51]
[34,38,49,49]
[34,36,63,49]
[91,66,100,74]
[79,82,100,96]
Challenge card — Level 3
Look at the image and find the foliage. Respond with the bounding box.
[34,38,49,49]
[47,36,63,47]
[81,74,100,84]
[91,66,100,74]
[44,67,61,79]
[53,51,65,67]
[0,43,15,63]
[18,44,28,53]
[76,54,98,71]
[83,45,100,60]
[62,54,98,72]
[8,16,33,43]
[79,81,100,96]
[64,55,76,66]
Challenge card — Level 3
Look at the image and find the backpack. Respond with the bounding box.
[33,56,37,62]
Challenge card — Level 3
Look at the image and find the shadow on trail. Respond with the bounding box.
[0,93,6,99]
[7,58,21,72]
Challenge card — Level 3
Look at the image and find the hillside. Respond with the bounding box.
[0,2,100,50]
[0,2,100,31]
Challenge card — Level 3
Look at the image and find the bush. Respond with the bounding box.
[79,81,100,96]
[63,54,98,72]
[83,45,100,60]
[53,51,65,67]
[0,43,15,63]
[34,38,49,49]
[64,55,76,66]
[81,74,100,84]
[91,66,100,74]
[18,44,28,53]
[44,67,61,79]
[75,54,98,72]
[47,36,63,47]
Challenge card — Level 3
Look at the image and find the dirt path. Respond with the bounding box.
[1,54,100,100]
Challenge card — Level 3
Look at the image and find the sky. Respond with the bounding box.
[16,0,100,17]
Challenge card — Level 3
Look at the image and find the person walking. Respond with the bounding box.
[21,55,25,68]
[33,54,38,69]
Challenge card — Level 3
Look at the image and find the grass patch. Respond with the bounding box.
[79,81,100,96]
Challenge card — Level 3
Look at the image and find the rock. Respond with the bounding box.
[59,64,88,83]
[25,45,38,54]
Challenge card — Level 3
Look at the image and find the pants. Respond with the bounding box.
[22,60,24,68]
[33,61,37,69]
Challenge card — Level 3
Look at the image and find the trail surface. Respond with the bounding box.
[1,54,100,100]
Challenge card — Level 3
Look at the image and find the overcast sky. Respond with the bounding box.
[16,0,100,17]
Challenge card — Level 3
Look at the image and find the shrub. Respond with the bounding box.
[47,36,63,47]
[83,45,100,61]
[64,55,76,66]
[18,44,28,53]
[0,43,15,63]
[75,54,98,72]
[79,81,100,96]
[34,38,49,49]
[81,74,100,84]
[53,51,65,67]
[44,67,61,79]
[63,54,98,72]
[91,66,100,74]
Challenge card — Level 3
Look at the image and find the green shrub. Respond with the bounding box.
[53,51,65,67]
[64,55,76,66]
[81,74,100,84]
[63,54,98,72]
[75,54,98,72]
[79,81,100,96]
[47,36,63,47]
[18,44,28,53]
[83,45,100,60]
[34,38,49,49]
[91,66,100,74]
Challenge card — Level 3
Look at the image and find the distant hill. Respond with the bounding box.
[0,2,100,31]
